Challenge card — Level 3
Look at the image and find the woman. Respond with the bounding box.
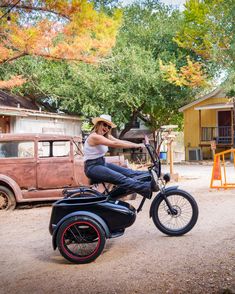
[84,114,157,198]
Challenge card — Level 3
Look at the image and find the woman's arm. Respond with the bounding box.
[109,135,138,144]
[89,133,143,149]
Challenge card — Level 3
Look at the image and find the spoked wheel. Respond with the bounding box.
[57,216,106,264]
[0,186,16,210]
[151,189,198,236]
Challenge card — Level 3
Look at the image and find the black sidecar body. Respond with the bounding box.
[49,193,136,250]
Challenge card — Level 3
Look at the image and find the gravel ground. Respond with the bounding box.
[0,164,235,294]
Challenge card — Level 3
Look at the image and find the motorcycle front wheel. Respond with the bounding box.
[151,189,199,236]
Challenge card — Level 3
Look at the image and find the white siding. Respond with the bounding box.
[13,116,81,136]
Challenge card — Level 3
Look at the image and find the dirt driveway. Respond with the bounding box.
[0,164,234,294]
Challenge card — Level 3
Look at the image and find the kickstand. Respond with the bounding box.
[137,197,146,213]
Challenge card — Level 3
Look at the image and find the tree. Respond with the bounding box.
[97,2,210,132]
[92,0,120,10]
[57,1,207,135]
[0,75,26,89]
[174,0,234,93]
[0,0,213,136]
[173,0,235,145]
[175,0,234,66]
[0,0,121,65]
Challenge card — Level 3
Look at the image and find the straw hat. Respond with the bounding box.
[92,114,116,128]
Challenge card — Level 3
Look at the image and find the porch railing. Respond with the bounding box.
[201,127,233,144]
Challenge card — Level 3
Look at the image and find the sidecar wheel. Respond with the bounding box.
[57,216,106,264]
[151,189,198,236]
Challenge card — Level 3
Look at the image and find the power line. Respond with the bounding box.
[0,0,21,21]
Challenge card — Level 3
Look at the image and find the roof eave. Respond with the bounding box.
[0,105,83,121]
[178,88,225,113]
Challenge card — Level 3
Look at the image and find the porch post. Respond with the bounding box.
[199,110,201,142]
[233,98,235,148]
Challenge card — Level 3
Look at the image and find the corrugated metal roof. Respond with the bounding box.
[0,90,39,110]
[0,90,82,120]
[0,105,82,120]
[122,129,152,139]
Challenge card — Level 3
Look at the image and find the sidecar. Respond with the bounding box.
[49,191,136,264]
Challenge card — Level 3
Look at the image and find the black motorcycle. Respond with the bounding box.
[49,138,199,264]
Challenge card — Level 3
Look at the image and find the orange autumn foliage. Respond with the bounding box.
[0,75,27,89]
[159,57,208,88]
[0,0,122,64]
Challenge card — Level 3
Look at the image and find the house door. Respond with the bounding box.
[218,111,231,144]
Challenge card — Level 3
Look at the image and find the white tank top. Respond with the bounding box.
[84,137,108,161]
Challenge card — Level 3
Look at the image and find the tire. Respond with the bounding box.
[56,216,106,264]
[151,189,198,236]
[0,185,16,210]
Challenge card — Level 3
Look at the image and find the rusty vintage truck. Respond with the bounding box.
[0,133,127,210]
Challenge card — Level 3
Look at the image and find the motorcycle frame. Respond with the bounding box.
[63,143,173,213]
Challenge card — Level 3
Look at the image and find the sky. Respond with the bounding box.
[122,0,186,10]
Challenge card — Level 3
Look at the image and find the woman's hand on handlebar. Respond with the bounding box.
[144,135,150,145]
[135,143,145,149]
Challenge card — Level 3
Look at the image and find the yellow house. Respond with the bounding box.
[179,88,233,160]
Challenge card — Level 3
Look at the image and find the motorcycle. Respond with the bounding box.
[49,137,199,264]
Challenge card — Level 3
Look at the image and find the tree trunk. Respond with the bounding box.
[119,111,138,139]
[109,128,119,155]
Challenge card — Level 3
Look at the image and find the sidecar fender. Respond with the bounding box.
[149,186,179,218]
[52,211,110,250]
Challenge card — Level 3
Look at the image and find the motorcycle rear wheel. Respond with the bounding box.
[151,189,198,236]
[57,216,106,264]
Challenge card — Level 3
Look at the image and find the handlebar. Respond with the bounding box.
[144,135,161,178]
[143,135,171,183]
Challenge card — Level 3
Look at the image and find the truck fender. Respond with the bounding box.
[52,211,111,250]
[149,186,179,218]
[0,174,23,202]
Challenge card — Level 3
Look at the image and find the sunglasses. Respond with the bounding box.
[102,122,112,130]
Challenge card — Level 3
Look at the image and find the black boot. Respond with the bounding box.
[151,178,159,192]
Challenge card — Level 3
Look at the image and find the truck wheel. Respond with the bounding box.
[0,186,16,210]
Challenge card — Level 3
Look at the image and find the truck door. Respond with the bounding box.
[36,140,74,189]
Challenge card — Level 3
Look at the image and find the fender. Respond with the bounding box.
[0,174,23,202]
[149,186,179,218]
[63,187,104,198]
[52,211,111,250]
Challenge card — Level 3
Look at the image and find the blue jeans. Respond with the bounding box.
[84,157,152,198]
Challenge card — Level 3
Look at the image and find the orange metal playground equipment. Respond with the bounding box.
[210,149,235,189]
